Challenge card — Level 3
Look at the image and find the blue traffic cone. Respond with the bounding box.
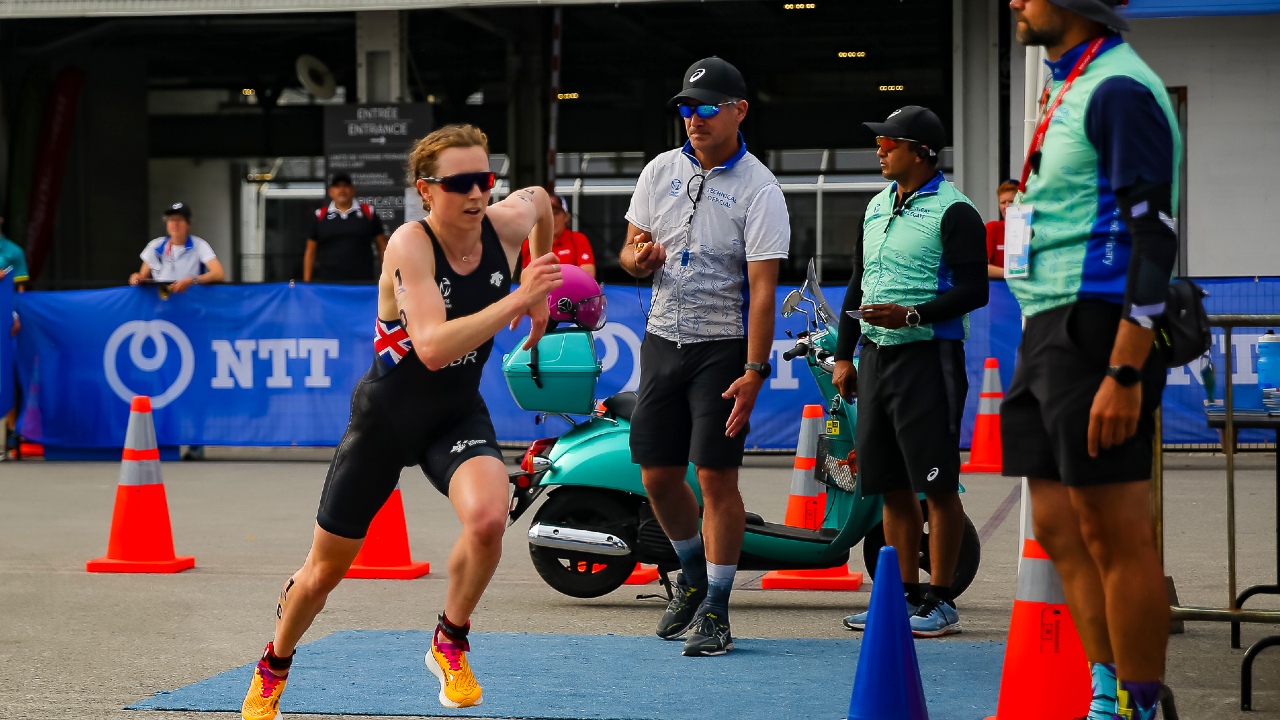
[846,546,929,720]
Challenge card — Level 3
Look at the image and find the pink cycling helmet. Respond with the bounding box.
[547,264,607,331]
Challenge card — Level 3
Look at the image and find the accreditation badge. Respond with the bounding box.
[1003,204,1033,280]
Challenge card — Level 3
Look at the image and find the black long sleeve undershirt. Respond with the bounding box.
[834,202,989,362]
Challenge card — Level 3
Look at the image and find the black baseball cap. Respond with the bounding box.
[163,202,191,220]
[329,172,353,186]
[1048,0,1130,31]
[862,106,948,156]
[669,57,747,107]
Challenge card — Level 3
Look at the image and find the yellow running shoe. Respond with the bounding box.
[426,624,483,708]
[242,643,290,720]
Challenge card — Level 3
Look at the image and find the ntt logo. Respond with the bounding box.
[103,320,195,409]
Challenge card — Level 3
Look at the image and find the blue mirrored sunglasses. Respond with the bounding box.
[677,101,738,119]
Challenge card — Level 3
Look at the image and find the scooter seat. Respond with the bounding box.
[602,391,638,421]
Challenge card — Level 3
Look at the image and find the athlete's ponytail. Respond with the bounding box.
[407,124,490,210]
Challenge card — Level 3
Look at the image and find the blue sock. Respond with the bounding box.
[1116,679,1161,720]
[1089,662,1117,719]
[704,561,736,615]
[670,534,706,589]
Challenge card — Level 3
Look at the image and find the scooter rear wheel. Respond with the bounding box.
[861,502,981,598]
[528,489,638,599]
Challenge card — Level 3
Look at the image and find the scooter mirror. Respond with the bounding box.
[781,289,804,318]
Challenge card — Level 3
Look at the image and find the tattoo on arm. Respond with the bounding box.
[399,309,409,327]
[394,268,407,303]
[515,188,536,203]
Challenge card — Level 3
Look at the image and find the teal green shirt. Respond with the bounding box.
[860,172,979,346]
[1011,37,1182,318]
[0,235,28,285]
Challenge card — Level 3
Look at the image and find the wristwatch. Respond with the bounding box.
[1106,364,1142,387]
[905,306,921,328]
[745,361,772,378]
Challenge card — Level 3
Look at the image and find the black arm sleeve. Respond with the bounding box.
[915,203,990,325]
[834,225,865,362]
[1117,182,1178,327]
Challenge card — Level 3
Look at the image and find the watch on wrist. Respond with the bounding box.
[1106,364,1142,387]
[905,306,921,328]
[745,361,772,378]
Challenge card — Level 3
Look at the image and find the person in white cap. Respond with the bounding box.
[129,202,225,293]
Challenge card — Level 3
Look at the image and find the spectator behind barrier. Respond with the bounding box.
[303,173,388,283]
[0,214,28,455]
[518,194,597,278]
[986,180,1019,279]
[129,202,226,294]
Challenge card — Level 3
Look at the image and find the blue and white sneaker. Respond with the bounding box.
[909,598,962,637]
[842,598,921,631]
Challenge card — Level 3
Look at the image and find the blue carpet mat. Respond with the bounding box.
[129,630,1002,719]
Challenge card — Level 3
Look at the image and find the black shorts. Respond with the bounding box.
[316,358,504,540]
[856,339,967,496]
[1000,300,1166,487]
[630,335,747,468]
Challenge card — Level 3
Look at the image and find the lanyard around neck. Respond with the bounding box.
[1018,37,1107,193]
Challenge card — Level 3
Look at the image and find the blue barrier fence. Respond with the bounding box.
[10,280,1279,452]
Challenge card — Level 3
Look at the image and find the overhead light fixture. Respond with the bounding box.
[879,85,905,92]
[466,91,484,105]
[557,92,580,100]
[241,88,256,96]
[426,94,437,104]
[838,51,867,58]
[783,2,816,8]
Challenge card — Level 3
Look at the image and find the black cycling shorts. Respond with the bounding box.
[630,335,748,468]
[1001,300,1165,487]
[316,358,504,540]
[856,339,968,496]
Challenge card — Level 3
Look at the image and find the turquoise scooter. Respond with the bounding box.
[504,260,980,599]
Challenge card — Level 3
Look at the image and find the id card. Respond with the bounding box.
[845,309,865,319]
[1004,204,1033,280]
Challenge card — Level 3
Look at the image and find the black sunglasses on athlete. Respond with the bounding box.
[421,171,497,194]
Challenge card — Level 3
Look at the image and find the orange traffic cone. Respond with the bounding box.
[345,484,431,579]
[624,564,660,585]
[985,481,1090,720]
[761,405,863,591]
[962,358,1004,473]
[86,396,195,573]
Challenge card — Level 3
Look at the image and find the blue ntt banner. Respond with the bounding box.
[12,280,1279,450]
[0,279,12,416]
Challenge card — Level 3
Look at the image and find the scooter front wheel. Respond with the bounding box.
[861,504,981,598]
[528,488,639,599]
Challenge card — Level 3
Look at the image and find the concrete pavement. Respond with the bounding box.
[0,450,1275,719]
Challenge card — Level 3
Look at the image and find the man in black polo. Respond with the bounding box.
[303,173,388,283]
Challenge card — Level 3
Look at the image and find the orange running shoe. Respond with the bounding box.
[242,643,290,720]
[426,623,483,708]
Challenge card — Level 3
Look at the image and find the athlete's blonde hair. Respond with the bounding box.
[407,124,490,210]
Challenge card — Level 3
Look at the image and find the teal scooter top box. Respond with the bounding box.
[502,329,603,416]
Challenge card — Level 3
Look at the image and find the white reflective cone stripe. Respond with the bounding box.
[125,409,158,454]
[120,460,164,487]
[789,410,823,497]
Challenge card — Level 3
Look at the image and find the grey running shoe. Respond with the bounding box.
[656,573,705,640]
[842,598,921,631]
[909,598,962,637]
[681,607,733,657]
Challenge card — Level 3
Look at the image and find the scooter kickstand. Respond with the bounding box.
[636,570,676,602]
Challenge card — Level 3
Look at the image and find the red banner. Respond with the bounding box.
[24,66,84,282]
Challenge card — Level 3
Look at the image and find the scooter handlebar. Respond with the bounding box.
[782,341,809,362]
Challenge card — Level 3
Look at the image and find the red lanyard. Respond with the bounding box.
[1019,37,1107,193]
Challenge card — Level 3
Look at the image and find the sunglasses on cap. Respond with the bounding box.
[677,101,738,120]
[421,171,497,194]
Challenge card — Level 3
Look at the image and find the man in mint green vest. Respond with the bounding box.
[833,106,988,638]
[1003,2,1181,719]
